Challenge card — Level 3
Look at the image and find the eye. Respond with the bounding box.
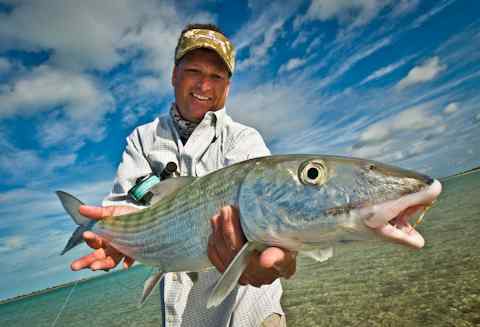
[299,160,328,185]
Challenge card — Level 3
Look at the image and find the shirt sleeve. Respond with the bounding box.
[102,128,152,208]
[224,127,271,166]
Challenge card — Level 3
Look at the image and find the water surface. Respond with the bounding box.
[1,171,479,326]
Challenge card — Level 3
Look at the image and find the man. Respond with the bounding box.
[71,24,296,327]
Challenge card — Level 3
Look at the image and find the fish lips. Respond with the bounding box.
[350,179,442,249]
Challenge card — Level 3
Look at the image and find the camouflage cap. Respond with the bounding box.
[175,28,235,75]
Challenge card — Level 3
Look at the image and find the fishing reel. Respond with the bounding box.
[127,161,178,205]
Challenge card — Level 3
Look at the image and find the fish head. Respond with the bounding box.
[238,155,441,250]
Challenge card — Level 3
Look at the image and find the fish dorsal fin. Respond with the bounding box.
[207,242,258,308]
[301,247,334,262]
[140,270,165,306]
[148,176,196,204]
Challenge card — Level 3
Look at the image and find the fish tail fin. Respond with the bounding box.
[56,191,95,255]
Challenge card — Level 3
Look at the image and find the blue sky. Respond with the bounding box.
[0,0,479,301]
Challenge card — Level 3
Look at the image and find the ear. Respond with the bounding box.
[171,65,177,87]
[224,80,231,98]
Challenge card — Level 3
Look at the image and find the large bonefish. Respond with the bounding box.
[57,155,442,308]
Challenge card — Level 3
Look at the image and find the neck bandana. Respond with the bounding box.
[170,103,199,144]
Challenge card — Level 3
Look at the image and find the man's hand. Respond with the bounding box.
[70,205,138,272]
[207,206,297,287]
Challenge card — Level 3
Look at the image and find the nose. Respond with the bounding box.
[196,75,213,92]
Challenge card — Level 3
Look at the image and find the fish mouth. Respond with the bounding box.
[351,179,442,249]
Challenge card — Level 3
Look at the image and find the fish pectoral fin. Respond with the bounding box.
[301,247,334,262]
[148,176,196,204]
[207,242,257,308]
[140,270,165,306]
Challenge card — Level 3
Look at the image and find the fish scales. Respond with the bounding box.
[95,161,254,270]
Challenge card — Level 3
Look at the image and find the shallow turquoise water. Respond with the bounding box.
[1,171,479,326]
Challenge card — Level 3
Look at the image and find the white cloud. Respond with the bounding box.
[299,0,393,28]
[443,102,459,114]
[137,76,164,94]
[228,82,313,142]
[395,56,446,90]
[0,0,151,70]
[122,105,150,126]
[0,65,114,147]
[351,104,446,161]
[0,130,78,184]
[0,66,112,119]
[356,105,439,146]
[278,58,307,73]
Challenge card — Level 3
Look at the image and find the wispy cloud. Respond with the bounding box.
[233,1,302,71]
[410,0,456,29]
[296,0,394,29]
[390,0,420,17]
[314,36,392,90]
[359,56,413,86]
[395,56,447,90]
[278,58,307,74]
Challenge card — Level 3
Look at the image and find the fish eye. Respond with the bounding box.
[299,160,328,185]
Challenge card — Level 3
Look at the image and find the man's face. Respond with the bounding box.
[172,48,231,122]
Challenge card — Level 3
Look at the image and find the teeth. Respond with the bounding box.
[413,204,432,228]
[192,93,210,101]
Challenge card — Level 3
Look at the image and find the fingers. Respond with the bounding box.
[90,256,120,271]
[123,256,135,269]
[260,247,297,279]
[79,205,139,220]
[83,231,107,249]
[71,231,125,271]
[208,206,247,272]
[239,248,297,287]
[208,215,227,272]
[219,206,246,253]
[71,249,107,271]
[207,205,297,288]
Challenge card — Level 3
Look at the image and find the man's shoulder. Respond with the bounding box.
[222,113,263,140]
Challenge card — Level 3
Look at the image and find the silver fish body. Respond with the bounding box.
[57,154,441,307]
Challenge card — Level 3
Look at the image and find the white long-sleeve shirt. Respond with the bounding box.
[103,108,284,327]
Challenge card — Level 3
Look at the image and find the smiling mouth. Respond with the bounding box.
[191,93,212,101]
